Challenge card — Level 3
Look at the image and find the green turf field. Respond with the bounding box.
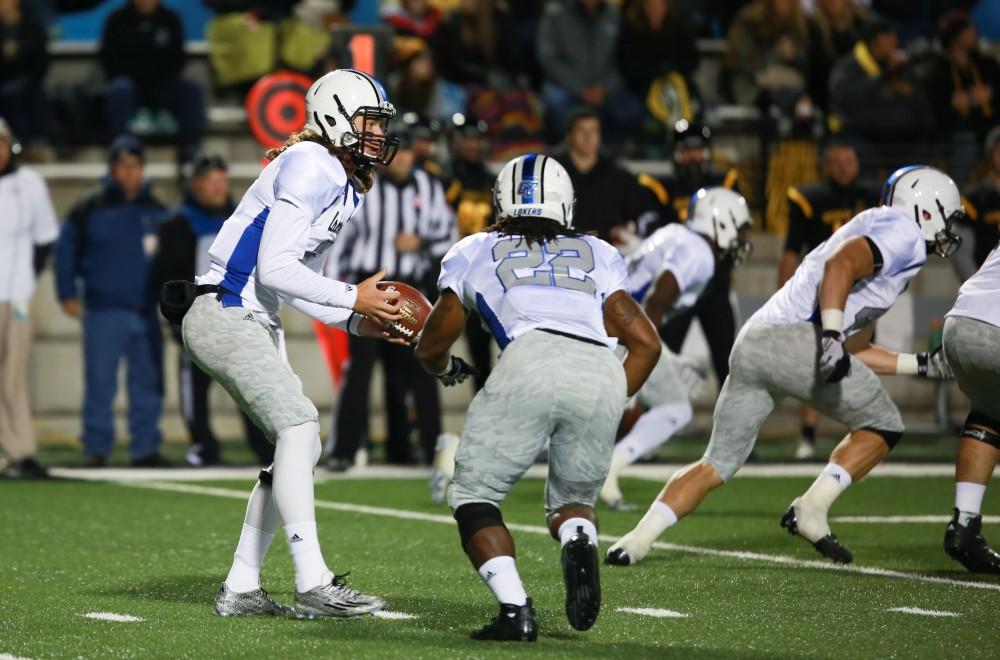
[3,473,999,659]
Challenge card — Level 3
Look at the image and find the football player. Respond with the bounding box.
[607,165,962,566]
[600,187,752,511]
[942,240,1000,573]
[181,69,407,618]
[415,154,661,641]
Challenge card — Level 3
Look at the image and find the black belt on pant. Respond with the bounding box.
[539,328,607,348]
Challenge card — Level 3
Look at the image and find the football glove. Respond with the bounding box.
[818,330,851,384]
[436,356,479,387]
[916,348,953,380]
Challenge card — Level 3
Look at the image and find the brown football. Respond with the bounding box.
[357,281,432,341]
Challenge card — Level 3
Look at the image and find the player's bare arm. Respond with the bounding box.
[604,290,661,396]
[415,289,467,374]
[643,270,680,327]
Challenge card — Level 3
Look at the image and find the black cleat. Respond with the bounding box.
[781,505,853,564]
[470,599,537,642]
[604,547,631,566]
[562,528,601,631]
[944,509,1000,574]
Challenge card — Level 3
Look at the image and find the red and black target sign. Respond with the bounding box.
[245,71,314,148]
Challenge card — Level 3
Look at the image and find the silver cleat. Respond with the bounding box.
[294,573,386,619]
[214,583,296,617]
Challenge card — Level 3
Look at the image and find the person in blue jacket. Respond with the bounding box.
[55,135,168,467]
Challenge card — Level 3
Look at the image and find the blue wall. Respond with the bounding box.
[55,0,380,41]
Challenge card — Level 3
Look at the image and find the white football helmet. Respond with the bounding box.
[304,68,398,166]
[881,165,964,258]
[493,154,575,227]
[685,187,753,263]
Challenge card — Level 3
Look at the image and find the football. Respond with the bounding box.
[357,281,432,341]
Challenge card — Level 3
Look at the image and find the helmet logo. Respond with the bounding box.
[922,209,931,221]
[518,180,538,202]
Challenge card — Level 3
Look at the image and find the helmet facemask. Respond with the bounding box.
[928,199,963,258]
[726,224,753,265]
[329,95,399,167]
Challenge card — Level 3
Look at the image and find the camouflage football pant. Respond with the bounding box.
[448,330,628,515]
[944,315,1000,422]
[705,321,904,481]
[181,295,318,442]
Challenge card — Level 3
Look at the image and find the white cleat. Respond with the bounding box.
[794,438,816,460]
[604,531,652,566]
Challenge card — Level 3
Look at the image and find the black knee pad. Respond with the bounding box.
[864,427,903,449]
[454,502,504,548]
[258,463,274,487]
[963,412,1000,449]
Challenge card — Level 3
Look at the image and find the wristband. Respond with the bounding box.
[820,308,845,334]
[347,312,363,336]
[896,353,919,375]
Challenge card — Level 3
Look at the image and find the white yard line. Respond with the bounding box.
[887,607,961,617]
[82,612,144,622]
[616,607,689,618]
[123,481,1000,594]
[372,611,419,620]
[834,515,1000,524]
[0,654,34,660]
[50,462,993,483]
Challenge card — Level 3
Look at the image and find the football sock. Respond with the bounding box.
[631,500,678,546]
[477,556,528,607]
[955,482,987,526]
[273,421,329,592]
[801,424,816,444]
[800,463,852,513]
[284,521,330,593]
[225,482,281,593]
[558,517,598,547]
[615,402,693,465]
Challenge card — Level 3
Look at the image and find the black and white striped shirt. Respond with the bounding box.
[326,167,456,287]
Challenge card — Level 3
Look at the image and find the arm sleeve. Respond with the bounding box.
[54,210,81,301]
[865,213,926,277]
[284,295,357,330]
[255,198,358,309]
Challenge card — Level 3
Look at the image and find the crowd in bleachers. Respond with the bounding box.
[2,0,1000,475]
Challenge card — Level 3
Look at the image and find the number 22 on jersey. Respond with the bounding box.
[492,237,597,295]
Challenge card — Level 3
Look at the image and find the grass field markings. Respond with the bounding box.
[0,654,34,660]
[887,607,962,617]
[49,462,996,483]
[82,612,144,622]
[833,515,1000,524]
[122,481,1000,595]
[615,607,689,618]
[372,611,419,620]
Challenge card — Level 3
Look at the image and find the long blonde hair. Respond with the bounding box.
[264,129,375,193]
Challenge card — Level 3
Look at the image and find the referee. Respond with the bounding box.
[328,125,456,469]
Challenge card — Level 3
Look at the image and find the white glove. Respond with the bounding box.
[917,348,953,380]
[818,330,851,383]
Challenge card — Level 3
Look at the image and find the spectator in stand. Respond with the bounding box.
[536,0,641,145]
[436,0,497,87]
[495,0,543,86]
[389,40,466,126]
[806,0,871,111]
[827,19,934,145]
[954,128,1000,282]
[725,0,811,107]
[149,154,274,467]
[55,136,168,467]
[382,0,444,43]
[555,107,648,244]
[777,140,880,460]
[0,0,50,150]
[923,10,1000,185]
[0,118,57,479]
[445,116,494,390]
[327,126,455,469]
[616,0,699,105]
[100,0,205,162]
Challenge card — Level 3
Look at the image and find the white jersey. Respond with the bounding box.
[948,241,1000,327]
[438,231,628,349]
[752,206,926,336]
[626,223,715,318]
[0,166,58,303]
[197,141,362,324]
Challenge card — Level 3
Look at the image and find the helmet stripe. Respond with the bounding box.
[539,156,548,203]
[520,154,538,204]
[882,164,925,205]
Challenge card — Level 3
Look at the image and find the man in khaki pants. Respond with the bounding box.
[0,118,58,478]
